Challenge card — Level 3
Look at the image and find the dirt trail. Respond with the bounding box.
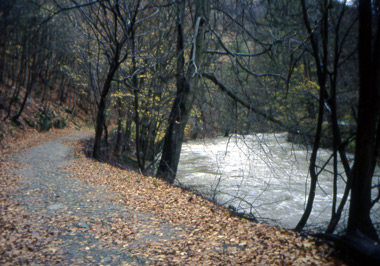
[8,133,182,265]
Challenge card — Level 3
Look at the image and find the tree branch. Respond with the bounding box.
[201,72,286,129]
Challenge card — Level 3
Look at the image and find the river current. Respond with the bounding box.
[176,133,380,232]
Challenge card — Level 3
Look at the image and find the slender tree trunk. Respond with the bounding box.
[12,53,37,122]
[115,97,123,154]
[4,83,20,121]
[295,81,325,231]
[5,38,29,121]
[326,4,354,231]
[130,26,144,171]
[92,62,119,160]
[296,0,329,231]
[0,34,7,84]
[133,87,143,170]
[123,118,132,152]
[58,74,66,103]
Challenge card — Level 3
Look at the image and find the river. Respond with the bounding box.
[176,133,380,232]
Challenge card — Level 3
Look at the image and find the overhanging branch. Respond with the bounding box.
[201,72,286,129]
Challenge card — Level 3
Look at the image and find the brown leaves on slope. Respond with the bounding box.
[64,140,343,266]
[0,126,92,159]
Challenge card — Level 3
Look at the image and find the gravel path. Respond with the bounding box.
[10,134,180,265]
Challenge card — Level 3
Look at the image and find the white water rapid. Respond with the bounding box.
[176,133,380,232]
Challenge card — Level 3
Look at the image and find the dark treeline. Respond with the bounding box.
[0,0,90,123]
[0,0,379,256]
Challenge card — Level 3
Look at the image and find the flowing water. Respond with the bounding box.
[176,133,380,231]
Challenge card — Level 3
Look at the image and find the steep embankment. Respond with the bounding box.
[0,81,89,158]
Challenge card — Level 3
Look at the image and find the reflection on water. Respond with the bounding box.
[177,133,380,231]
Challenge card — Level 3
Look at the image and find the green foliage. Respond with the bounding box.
[53,116,68,129]
[36,110,67,131]
[37,111,68,131]
[38,112,52,132]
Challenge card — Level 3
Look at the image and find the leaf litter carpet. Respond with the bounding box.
[0,132,343,265]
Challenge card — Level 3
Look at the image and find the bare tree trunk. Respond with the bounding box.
[295,80,325,231]
[92,63,118,160]
[325,3,354,232]
[0,35,7,84]
[156,76,193,183]
[130,24,144,172]
[295,0,329,231]
[347,0,380,241]
[12,52,38,122]
[114,86,123,154]
[123,117,132,152]
[157,0,210,183]
[58,74,66,103]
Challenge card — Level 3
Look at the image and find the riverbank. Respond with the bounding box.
[177,133,361,231]
[0,130,343,265]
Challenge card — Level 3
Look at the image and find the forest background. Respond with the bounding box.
[0,0,379,251]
